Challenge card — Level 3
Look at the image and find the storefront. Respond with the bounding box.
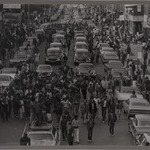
[143,14,150,41]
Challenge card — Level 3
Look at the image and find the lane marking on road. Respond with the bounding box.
[21,122,28,137]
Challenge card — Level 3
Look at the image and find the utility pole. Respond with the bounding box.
[111,4,114,36]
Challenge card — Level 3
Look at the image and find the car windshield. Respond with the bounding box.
[76,44,87,49]
[47,51,61,55]
[0,75,11,81]
[76,52,88,56]
[131,102,149,106]
[29,133,53,141]
[79,64,93,69]
[51,44,62,48]
[121,87,138,93]
[38,66,52,71]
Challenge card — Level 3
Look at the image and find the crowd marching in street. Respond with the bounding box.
[1,4,150,146]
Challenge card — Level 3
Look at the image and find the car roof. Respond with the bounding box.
[37,64,52,67]
[76,37,86,39]
[75,49,89,52]
[28,131,52,134]
[54,34,64,37]
[75,42,87,45]
[50,42,62,45]
[79,63,93,66]
[102,47,114,50]
[144,133,150,143]
[108,60,122,63]
[47,47,60,51]
[0,74,12,77]
[135,114,150,121]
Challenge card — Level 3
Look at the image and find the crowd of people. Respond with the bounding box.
[0,5,150,146]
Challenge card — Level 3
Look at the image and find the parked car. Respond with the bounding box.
[45,47,63,64]
[115,86,143,101]
[76,37,87,43]
[105,60,124,73]
[111,68,127,79]
[10,54,28,67]
[74,49,91,65]
[53,34,66,45]
[101,52,119,63]
[128,114,150,142]
[135,133,150,146]
[99,42,110,48]
[74,42,88,52]
[123,98,150,118]
[100,47,114,55]
[0,67,17,79]
[76,63,96,76]
[27,131,56,146]
[36,64,53,74]
[0,74,14,87]
[50,42,67,55]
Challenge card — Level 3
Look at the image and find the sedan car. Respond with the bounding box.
[45,47,63,64]
[100,47,114,55]
[111,68,127,79]
[128,114,150,141]
[74,49,91,65]
[1,67,17,79]
[53,34,66,45]
[76,63,96,76]
[115,86,143,101]
[0,74,13,87]
[105,60,124,72]
[74,42,88,51]
[123,98,150,118]
[76,37,87,43]
[36,65,53,74]
[10,54,28,67]
[27,131,56,146]
[101,52,119,63]
[135,133,150,146]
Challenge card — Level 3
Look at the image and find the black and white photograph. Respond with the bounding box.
[0,2,150,147]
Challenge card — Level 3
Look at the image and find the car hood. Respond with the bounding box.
[0,81,11,87]
[31,139,55,146]
[129,106,150,110]
[10,58,27,62]
[116,92,143,101]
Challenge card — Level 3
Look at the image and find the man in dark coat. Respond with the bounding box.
[108,111,117,136]
[88,96,97,122]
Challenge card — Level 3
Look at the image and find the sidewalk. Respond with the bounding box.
[121,43,150,75]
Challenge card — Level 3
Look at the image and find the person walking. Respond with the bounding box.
[87,115,94,143]
[67,121,74,145]
[101,97,108,123]
[108,111,117,136]
[88,96,97,123]
[72,115,80,144]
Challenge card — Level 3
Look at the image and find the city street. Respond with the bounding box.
[0,3,150,147]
